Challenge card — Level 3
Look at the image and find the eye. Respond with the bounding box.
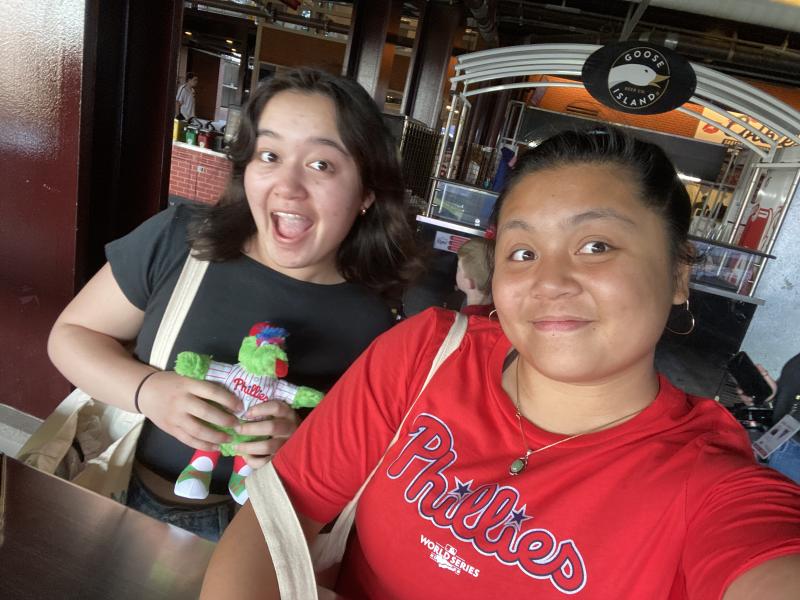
[577,241,612,254]
[257,151,278,163]
[509,248,536,261]
[308,160,331,172]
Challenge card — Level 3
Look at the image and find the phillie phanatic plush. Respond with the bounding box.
[173,322,323,504]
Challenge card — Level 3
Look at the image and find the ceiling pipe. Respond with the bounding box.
[463,0,500,46]
[191,0,350,35]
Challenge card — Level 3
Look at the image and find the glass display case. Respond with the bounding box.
[689,236,774,301]
[427,178,499,230]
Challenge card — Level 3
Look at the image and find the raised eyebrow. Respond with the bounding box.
[497,219,534,235]
[568,209,636,228]
[254,129,349,157]
[310,137,350,157]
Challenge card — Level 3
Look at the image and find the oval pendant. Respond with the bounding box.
[509,457,527,475]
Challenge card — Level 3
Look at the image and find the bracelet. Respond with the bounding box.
[134,370,159,414]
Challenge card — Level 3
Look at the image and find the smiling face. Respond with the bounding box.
[492,162,689,384]
[243,91,373,283]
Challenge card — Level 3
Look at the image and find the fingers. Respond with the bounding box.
[243,398,296,421]
[236,435,290,459]
[189,380,243,415]
[236,414,298,438]
[188,395,240,429]
[238,452,274,470]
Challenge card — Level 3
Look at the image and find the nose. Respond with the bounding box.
[529,255,581,299]
[271,160,307,200]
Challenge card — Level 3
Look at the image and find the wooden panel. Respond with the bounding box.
[0,0,91,417]
[259,26,346,74]
[0,0,183,418]
[188,49,221,120]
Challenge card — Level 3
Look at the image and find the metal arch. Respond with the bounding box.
[447,44,800,154]
[675,107,768,157]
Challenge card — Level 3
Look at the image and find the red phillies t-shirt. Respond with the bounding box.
[272,309,800,599]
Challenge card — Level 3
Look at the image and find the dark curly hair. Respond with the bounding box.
[187,68,422,298]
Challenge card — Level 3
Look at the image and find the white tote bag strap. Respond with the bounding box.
[149,253,209,370]
[313,312,468,567]
[350,311,467,500]
[248,312,468,600]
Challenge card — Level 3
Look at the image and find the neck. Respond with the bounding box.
[243,236,344,285]
[504,356,659,436]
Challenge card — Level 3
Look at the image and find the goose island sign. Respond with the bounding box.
[582,41,696,115]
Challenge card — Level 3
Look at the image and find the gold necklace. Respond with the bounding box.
[509,357,646,476]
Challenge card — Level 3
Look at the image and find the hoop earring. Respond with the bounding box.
[489,309,498,321]
[665,300,695,336]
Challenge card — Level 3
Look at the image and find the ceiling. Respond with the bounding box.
[486,0,800,86]
[186,1,800,86]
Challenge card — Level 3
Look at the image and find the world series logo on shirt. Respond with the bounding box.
[419,535,480,577]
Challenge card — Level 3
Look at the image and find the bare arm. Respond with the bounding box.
[48,263,156,412]
[200,501,323,599]
[48,263,242,449]
[723,555,800,599]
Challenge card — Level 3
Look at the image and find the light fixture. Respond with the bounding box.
[184,31,192,36]
[226,39,234,44]
[678,173,701,183]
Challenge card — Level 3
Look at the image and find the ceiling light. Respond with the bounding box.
[184,31,192,36]
[226,39,234,44]
[678,173,701,183]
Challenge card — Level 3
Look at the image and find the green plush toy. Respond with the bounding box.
[173,322,323,505]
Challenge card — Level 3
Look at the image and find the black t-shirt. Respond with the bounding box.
[106,204,395,492]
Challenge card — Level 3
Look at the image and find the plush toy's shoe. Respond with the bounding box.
[228,463,253,505]
[174,464,213,500]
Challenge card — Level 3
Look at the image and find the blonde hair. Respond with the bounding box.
[457,238,492,294]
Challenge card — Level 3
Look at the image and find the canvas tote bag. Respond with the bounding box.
[247,312,469,599]
[17,254,209,502]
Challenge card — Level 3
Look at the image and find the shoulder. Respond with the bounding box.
[374,308,502,361]
[104,203,199,308]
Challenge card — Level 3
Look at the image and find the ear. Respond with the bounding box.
[671,262,690,305]
[361,189,376,212]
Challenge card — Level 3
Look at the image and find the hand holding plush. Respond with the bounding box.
[173,322,323,504]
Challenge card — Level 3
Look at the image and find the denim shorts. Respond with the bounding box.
[768,437,800,485]
[126,471,236,542]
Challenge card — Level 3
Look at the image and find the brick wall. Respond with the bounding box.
[168,142,231,204]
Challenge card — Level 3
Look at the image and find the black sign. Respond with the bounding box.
[582,42,696,115]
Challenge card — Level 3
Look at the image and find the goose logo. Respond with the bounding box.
[582,41,696,115]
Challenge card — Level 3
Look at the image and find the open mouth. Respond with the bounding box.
[271,211,312,240]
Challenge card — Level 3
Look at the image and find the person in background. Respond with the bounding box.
[742,352,800,484]
[47,68,422,541]
[455,237,494,317]
[176,72,199,121]
[202,126,799,599]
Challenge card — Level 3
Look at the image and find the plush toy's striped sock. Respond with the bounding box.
[174,450,218,500]
[228,455,253,505]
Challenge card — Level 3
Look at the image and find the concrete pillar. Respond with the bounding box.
[343,0,402,106]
